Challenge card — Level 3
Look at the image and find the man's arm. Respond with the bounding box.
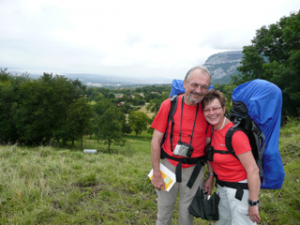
[151,129,165,191]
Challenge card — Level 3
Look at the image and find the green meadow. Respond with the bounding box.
[0,119,299,225]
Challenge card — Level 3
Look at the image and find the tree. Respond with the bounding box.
[94,100,124,152]
[147,92,169,114]
[128,111,150,136]
[120,113,132,136]
[94,93,105,102]
[232,10,300,117]
[0,68,21,143]
[64,97,92,149]
[107,92,116,99]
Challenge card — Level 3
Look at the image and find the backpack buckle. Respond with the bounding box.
[181,158,189,164]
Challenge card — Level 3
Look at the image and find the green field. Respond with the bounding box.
[0,119,299,224]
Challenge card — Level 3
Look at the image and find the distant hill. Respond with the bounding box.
[6,51,243,87]
[203,51,243,84]
[27,73,172,88]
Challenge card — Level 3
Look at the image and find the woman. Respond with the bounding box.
[201,89,261,225]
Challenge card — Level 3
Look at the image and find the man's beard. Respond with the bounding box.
[186,91,203,104]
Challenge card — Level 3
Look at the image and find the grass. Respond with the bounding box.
[0,120,299,224]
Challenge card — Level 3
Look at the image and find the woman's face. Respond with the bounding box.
[203,98,226,129]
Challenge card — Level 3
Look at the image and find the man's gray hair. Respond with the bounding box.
[184,66,211,82]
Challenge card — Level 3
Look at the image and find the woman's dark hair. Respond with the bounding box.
[201,89,226,110]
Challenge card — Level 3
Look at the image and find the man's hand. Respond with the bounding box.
[151,173,165,191]
[151,130,165,191]
[203,176,214,195]
[248,205,261,223]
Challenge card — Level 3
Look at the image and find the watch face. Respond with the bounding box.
[248,200,259,206]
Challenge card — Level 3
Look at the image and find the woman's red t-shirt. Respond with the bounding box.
[209,122,251,182]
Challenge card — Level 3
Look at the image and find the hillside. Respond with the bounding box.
[0,119,299,224]
[203,51,243,84]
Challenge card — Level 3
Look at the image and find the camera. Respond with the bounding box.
[206,145,214,161]
[173,141,194,158]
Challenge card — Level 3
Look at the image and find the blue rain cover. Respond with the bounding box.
[169,79,214,97]
[170,79,185,97]
[232,79,285,189]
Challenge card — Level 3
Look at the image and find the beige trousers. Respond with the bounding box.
[156,158,205,225]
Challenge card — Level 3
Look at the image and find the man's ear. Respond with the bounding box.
[183,80,187,89]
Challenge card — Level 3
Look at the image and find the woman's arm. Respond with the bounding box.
[238,151,261,223]
[203,137,214,194]
[203,161,214,195]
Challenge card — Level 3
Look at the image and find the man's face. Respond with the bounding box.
[183,69,210,106]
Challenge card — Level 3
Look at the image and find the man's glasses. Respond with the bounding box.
[188,82,209,91]
[203,106,223,113]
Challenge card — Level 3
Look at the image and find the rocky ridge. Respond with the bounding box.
[202,51,243,82]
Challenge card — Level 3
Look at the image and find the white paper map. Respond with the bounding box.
[148,163,176,192]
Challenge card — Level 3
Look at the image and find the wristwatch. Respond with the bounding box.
[208,172,214,176]
[248,199,259,206]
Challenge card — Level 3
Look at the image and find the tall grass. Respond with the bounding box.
[0,120,299,224]
[257,118,300,224]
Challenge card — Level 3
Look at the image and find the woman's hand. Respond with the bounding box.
[248,205,261,223]
[203,176,214,195]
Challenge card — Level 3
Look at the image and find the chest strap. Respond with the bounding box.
[216,179,249,201]
[161,149,206,188]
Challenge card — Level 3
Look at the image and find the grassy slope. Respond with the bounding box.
[0,120,299,224]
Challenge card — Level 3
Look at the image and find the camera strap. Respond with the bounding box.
[178,96,199,145]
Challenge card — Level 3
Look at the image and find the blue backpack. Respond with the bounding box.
[231,79,285,189]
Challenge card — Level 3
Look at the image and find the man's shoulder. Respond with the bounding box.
[161,95,181,107]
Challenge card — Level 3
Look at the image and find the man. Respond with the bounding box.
[151,66,214,225]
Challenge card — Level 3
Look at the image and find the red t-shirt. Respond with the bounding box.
[151,95,210,168]
[209,122,251,182]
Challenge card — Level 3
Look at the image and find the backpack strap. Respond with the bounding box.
[224,124,244,160]
[225,120,266,184]
[161,149,206,188]
[251,121,266,184]
[160,95,179,152]
[216,178,249,201]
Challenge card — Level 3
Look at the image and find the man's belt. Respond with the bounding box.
[161,149,206,188]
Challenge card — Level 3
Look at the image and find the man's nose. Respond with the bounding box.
[194,86,202,93]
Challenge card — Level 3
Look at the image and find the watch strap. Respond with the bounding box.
[248,199,259,206]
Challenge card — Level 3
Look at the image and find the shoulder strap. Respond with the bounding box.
[225,124,244,159]
[250,120,266,184]
[160,95,179,152]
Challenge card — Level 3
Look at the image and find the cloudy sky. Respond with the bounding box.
[1,0,299,80]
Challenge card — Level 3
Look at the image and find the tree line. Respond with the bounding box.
[0,69,171,150]
[0,69,92,147]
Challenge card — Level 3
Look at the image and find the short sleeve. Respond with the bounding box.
[151,99,171,133]
[231,130,251,155]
